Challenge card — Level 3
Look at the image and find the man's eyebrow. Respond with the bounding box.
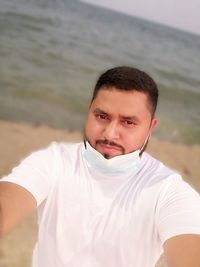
[93,108,140,122]
[121,115,140,122]
[93,108,107,114]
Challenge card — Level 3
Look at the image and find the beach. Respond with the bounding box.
[0,119,199,267]
[1,0,200,266]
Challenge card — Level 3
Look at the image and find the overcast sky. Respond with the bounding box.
[82,0,200,35]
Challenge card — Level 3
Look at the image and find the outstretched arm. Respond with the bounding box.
[164,234,200,267]
[0,182,36,237]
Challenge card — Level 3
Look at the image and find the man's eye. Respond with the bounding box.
[95,114,108,120]
[97,114,107,120]
[123,120,135,127]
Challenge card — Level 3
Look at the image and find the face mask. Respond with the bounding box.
[83,141,143,177]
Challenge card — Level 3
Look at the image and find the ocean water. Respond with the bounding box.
[0,0,200,144]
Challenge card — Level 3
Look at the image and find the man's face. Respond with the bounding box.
[85,87,157,159]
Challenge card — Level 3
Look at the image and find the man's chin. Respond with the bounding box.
[97,146,123,159]
[103,153,114,159]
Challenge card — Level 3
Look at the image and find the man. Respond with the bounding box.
[0,66,200,267]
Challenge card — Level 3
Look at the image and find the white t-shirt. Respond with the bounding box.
[1,142,200,267]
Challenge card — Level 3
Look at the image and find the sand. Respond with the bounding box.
[0,120,199,267]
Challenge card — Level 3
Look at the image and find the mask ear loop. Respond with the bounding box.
[139,133,151,156]
[84,139,87,149]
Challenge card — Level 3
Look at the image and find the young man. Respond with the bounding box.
[0,66,200,267]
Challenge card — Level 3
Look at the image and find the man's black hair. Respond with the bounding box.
[92,66,159,116]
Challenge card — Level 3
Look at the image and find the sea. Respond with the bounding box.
[0,0,200,145]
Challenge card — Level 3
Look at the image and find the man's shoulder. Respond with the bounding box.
[43,141,82,151]
[24,142,84,166]
[141,152,181,182]
[46,141,84,158]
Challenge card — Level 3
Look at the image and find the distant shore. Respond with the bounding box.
[0,119,200,267]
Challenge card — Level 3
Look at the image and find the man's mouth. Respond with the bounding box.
[96,140,125,156]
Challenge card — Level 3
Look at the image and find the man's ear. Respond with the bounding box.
[150,117,158,133]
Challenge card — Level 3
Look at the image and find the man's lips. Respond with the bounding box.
[97,143,123,155]
[99,143,121,151]
[95,140,125,155]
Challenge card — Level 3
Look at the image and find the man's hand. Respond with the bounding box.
[0,182,36,237]
[164,234,200,267]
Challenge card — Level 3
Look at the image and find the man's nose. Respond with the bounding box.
[103,121,120,140]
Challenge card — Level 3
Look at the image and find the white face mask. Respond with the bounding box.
[83,141,144,177]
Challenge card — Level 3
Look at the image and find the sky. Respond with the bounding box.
[82,0,200,35]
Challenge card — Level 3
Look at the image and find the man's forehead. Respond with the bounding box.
[94,87,147,99]
[92,88,152,115]
[92,89,147,107]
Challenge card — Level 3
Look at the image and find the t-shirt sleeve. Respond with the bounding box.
[157,176,200,245]
[0,142,59,206]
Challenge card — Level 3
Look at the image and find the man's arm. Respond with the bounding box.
[0,181,36,237]
[163,234,200,267]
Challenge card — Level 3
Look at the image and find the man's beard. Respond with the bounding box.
[96,139,125,158]
[84,134,125,159]
[84,133,150,158]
